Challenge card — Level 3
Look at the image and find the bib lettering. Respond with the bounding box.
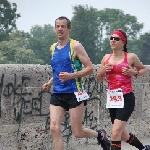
[106,88,124,108]
[74,90,89,102]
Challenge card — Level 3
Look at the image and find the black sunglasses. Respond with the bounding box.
[110,36,121,41]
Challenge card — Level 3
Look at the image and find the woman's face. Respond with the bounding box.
[110,34,124,51]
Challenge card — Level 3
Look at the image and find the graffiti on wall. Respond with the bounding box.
[0,73,103,144]
[0,74,45,118]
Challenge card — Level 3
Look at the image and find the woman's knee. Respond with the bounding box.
[111,128,122,139]
[121,129,129,141]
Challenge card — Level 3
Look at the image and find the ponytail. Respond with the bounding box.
[123,44,128,52]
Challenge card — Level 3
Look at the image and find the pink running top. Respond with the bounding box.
[105,52,133,95]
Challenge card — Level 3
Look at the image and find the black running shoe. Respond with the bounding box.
[145,145,150,150]
[96,129,111,150]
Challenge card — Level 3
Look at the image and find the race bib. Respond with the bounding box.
[74,90,89,102]
[106,88,124,108]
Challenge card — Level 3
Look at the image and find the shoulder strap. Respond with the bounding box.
[70,38,76,50]
[51,42,57,54]
[69,39,82,73]
[51,39,75,54]
[69,39,77,61]
[106,53,112,64]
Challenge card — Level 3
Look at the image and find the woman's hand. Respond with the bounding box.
[122,66,136,76]
[105,63,113,72]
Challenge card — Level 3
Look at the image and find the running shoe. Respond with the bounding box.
[96,129,111,150]
[144,145,150,150]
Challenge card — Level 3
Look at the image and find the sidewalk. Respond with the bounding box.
[68,137,150,150]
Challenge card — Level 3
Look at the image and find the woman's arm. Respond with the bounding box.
[132,53,147,77]
[96,56,106,83]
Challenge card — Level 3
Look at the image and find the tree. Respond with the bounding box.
[138,32,150,65]
[96,8,144,61]
[98,8,143,39]
[0,0,20,41]
[70,6,144,64]
[0,30,43,64]
[71,5,99,64]
[29,24,57,64]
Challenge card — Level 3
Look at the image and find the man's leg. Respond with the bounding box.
[69,102,110,150]
[49,104,66,150]
[69,102,98,138]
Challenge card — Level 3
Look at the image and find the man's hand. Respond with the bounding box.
[42,78,53,92]
[59,72,73,82]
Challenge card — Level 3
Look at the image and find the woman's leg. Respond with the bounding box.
[110,119,126,150]
[121,127,147,150]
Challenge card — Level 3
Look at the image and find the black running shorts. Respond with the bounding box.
[50,93,87,111]
[108,92,135,124]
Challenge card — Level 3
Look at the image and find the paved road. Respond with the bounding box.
[67,137,150,150]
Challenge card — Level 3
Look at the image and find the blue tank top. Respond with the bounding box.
[51,40,84,93]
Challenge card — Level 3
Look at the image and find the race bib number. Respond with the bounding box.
[106,88,124,108]
[74,91,89,102]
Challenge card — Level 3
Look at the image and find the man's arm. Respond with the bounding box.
[70,41,93,78]
[59,41,93,82]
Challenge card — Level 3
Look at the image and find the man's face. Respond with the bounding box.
[55,19,70,40]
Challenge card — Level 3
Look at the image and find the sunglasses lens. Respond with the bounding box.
[110,37,113,40]
[110,36,120,41]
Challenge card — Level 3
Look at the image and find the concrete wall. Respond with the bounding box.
[0,64,150,150]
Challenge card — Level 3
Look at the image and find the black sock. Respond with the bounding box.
[126,133,144,149]
[97,131,103,140]
[111,141,121,150]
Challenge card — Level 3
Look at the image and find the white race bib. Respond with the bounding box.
[74,90,89,102]
[106,88,124,108]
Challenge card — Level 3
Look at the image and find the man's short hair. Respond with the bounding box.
[55,16,71,29]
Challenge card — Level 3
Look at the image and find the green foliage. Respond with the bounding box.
[70,6,144,64]
[100,38,112,60]
[0,0,20,41]
[98,8,143,39]
[138,32,150,64]
[127,39,141,56]
[71,5,99,64]
[29,24,57,64]
[0,30,43,64]
[97,8,143,58]
[0,4,146,65]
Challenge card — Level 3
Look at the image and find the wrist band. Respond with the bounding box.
[134,71,139,77]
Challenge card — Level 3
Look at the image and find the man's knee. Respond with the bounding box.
[50,123,61,134]
[73,131,82,138]
[72,128,83,138]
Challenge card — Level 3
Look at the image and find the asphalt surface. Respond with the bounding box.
[67,137,150,150]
